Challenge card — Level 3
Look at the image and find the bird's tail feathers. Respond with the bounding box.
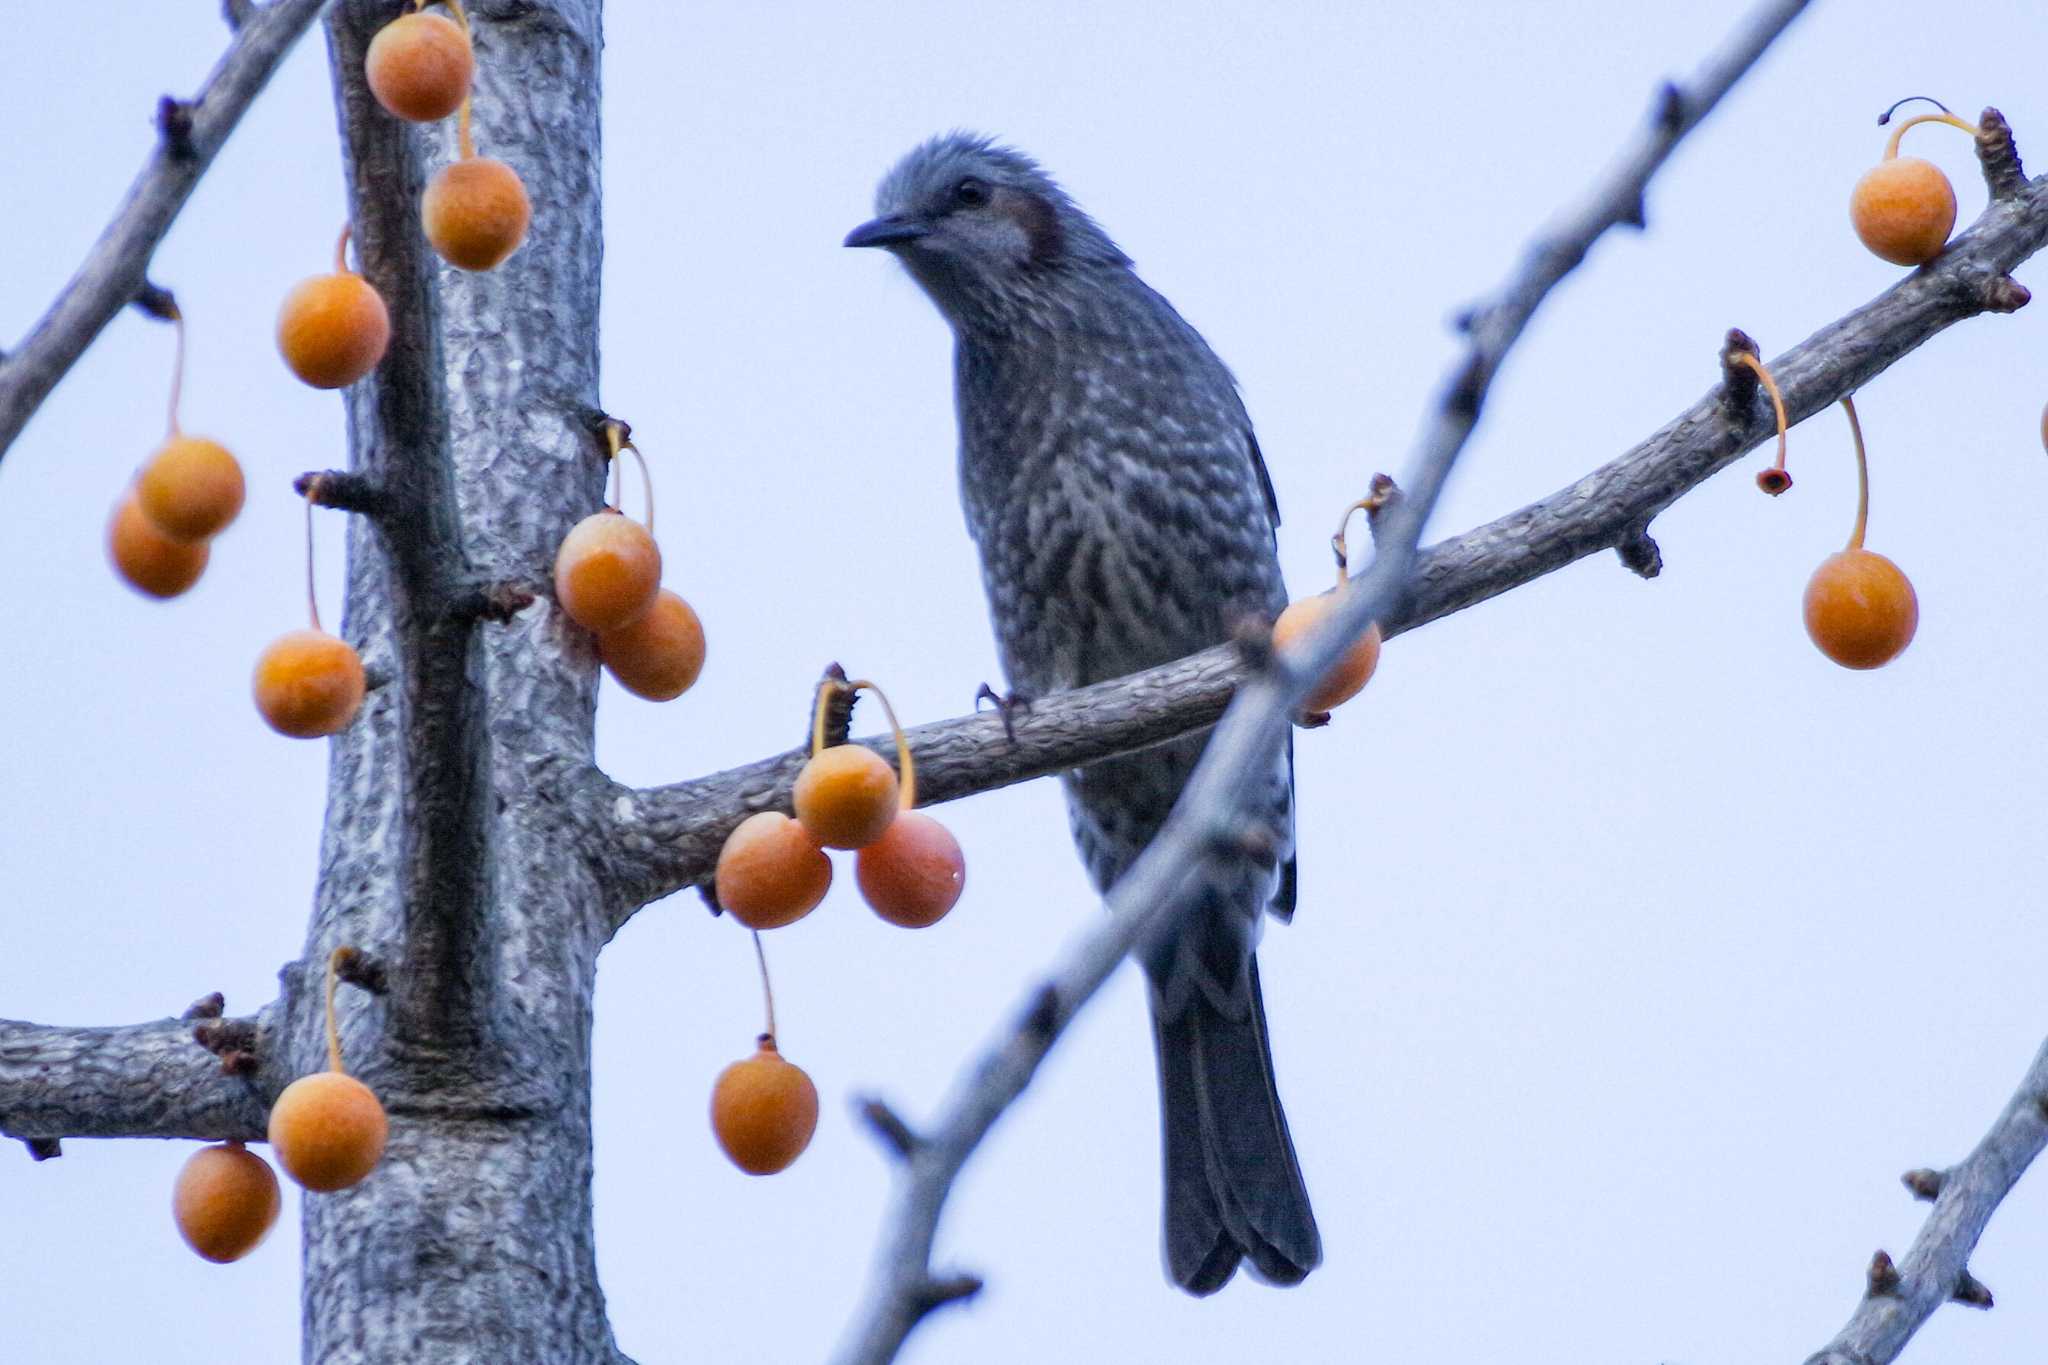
[1153,956,1321,1295]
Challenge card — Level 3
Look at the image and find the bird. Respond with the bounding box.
[845,133,1320,1295]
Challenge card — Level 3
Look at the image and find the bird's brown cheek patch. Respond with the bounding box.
[996,187,1067,266]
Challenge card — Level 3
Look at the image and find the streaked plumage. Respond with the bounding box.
[848,134,1319,1294]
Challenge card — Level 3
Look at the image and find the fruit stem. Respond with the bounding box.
[164,307,188,439]
[448,0,476,159]
[848,679,916,809]
[625,441,655,537]
[1841,394,1871,551]
[1329,490,1388,592]
[1883,110,1980,161]
[334,221,353,276]
[604,421,624,511]
[597,420,656,534]
[751,931,777,1044]
[303,475,326,633]
[1878,96,1955,124]
[808,676,839,758]
[323,946,350,1075]
[1730,352,1790,494]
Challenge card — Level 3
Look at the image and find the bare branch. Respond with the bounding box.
[1803,1033,2048,1364]
[829,3,1814,1359]
[0,0,333,463]
[0,1008,276,1146]
[597,645,1248,917]
[598,121,2048,926]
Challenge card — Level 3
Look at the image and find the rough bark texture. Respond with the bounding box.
[291,3,626,1361]
[0,1011,272,1144]
[1804,1034,2048,1365]
[5,5,2048,1363]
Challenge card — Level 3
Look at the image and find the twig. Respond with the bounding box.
[295,468,390,514]
[0,0,333,463]
[829,3,1814,1360]
[1802,1033,2048,1365]
[600,113,2048,925]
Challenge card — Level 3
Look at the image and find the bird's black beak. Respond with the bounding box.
[843,214,930,250]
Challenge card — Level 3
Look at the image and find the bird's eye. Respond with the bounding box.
[953,178,990,209]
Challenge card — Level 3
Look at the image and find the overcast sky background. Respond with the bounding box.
[5,2,2048,1362]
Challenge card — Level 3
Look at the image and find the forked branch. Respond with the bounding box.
[830,1,1819,1359]
[0,0,333,462]
[1803,1032,2048,1365]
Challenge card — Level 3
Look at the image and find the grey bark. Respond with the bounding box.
[2,2,2048,1363]
[0,1010,272,1144]
[286,3,628,1362]
[1804,1033,2048,1365]
[600,106,2047,923]
[830,1,1820,1357]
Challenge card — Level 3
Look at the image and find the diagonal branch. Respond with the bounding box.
[595,106,2044,926]
[1803,1032,2048,1365]
[0,1007,277,1147]
[826,2,1814,1360]
[0,0,333,463]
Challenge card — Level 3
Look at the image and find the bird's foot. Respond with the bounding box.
[974,683,1033,744]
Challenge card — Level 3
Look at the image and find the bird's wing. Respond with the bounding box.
[1246,427,1282,535]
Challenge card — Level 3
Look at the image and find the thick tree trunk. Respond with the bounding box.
[294,4,625,1360]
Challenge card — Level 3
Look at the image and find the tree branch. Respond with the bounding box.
[595,645,1251,920]
[826,2,1814,1360]
[0,1007,277,1147]
[0,0,333,463]
[1802,1032,2048,1365]
[596,108,2045,926]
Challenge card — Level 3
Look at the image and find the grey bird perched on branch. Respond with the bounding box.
[845,133,1319,1295]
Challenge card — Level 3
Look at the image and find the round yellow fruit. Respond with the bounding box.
[268,1071,388,1192]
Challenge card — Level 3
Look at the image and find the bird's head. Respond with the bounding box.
[845,133,1128,328]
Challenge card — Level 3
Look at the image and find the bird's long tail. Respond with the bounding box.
[1152,955,1321,1295]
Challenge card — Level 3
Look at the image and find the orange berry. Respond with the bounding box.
[268,1071,388,1192]
[172,1142,280,1263]
[364,11,474,123]
[554,511,661,632]
[1272,592,1383,713]
[710,1037,819,1175]
[856,810,965,929]
[108,491,208,598]
[793,745,899,849]
[254,629,367,738]
[135,436,243,542]
[1803,548,1918,669]
[715,811,831,930]
[422,157,531,271]
[598,589,705,701]
[277,272,391,389]
[1850,158,1956,266]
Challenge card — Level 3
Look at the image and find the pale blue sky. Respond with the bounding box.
[4,3,2047,1362]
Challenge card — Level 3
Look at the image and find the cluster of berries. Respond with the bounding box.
[554,424,707,701]
[698,678,972,1176]
[717,679,966,934]
[172,952,389,1262]
[109,2,538,749]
